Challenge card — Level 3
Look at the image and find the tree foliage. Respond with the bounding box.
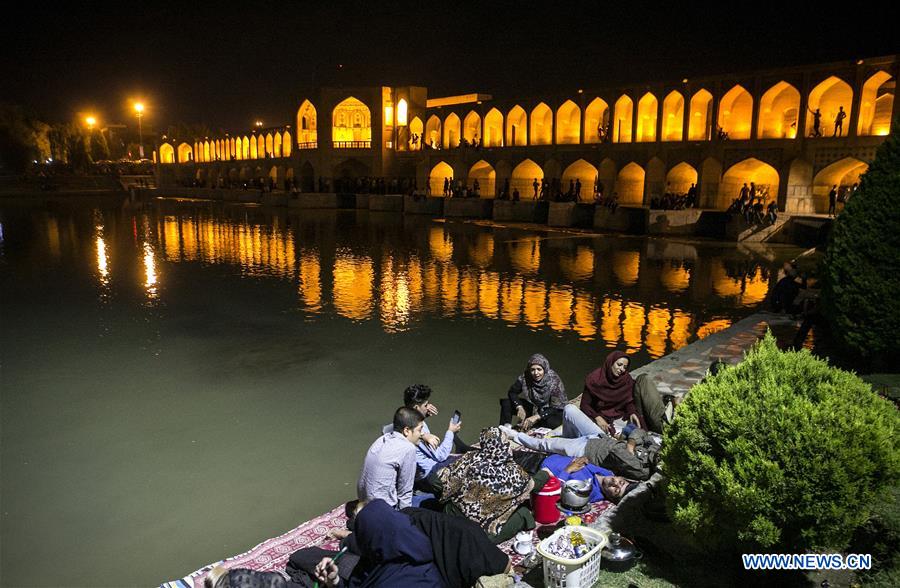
[822,119,900,366]
[661,333,900,553]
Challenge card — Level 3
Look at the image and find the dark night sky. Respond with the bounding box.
[3,1,898,132]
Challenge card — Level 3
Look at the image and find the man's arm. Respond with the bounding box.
[397,447,417,509]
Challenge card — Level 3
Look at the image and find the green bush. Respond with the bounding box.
[822,118,900,367]
[661,332,900,553]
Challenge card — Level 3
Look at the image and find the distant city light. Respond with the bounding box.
[134,102,145,114]
[85,115,97,129]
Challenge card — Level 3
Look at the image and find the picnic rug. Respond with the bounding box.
[162,500,613,587]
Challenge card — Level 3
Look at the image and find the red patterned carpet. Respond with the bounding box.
[164,500,613,587]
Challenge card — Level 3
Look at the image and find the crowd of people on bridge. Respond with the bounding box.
[208,350,695,587]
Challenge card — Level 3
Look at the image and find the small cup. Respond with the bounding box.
[514,531,533,555]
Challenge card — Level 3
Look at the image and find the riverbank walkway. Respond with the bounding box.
[162,310,799,588]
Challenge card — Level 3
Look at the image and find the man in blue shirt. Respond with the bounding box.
[402,384,465,494]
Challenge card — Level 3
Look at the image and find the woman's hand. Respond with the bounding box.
[516,405,527,421]
[314,557,340,587]
[594,415,611,434]
[329,528,351,540]
[629,413,641,428]
[425,402,439,417]
[521,415,540,431]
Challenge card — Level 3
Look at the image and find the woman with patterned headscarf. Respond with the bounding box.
[499,353,568,430]
[436,427,553,543]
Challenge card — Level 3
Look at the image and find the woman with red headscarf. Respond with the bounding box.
[579,351,671,434]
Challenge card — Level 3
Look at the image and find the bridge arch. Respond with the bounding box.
[159,143,175,163]
[409,116,423,150]
[177,142,193,163]
[506,105,527,146]
[430,161,455,196]
[718,84,753,139]
[511,158,544,198]
[616,162,645,204]
[813,157,868,213]
[483,108,503,147]
[425,115,441,149]
[858,70,894,136]
[613,95,633,143]
[584,98,610,144]
[806,76,853,137]
[636,92,658,142]
[561,159,598,202]
[720,158,779,209]
[443,113,461,149]
[662,91,684,141]
[530,103,552,145]
[297,100,317,146]
[667,162,698,195]
[463,111,481,144]
[332,97,371,145]
[556,100,580,144]
[758,81,800,139]
[468,160,496,197]
[688,89,713,140]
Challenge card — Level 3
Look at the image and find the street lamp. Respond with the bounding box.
[85,116,97,130]
[134,102,145,159]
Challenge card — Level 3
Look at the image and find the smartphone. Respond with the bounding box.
[451,410,461,424]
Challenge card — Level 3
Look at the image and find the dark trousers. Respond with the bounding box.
[498,398,563,429]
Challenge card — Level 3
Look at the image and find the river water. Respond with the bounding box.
[0,197,802,586]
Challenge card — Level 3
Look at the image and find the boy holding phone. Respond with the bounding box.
[402,384,468,494]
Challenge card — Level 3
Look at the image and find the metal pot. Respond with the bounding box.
[601,532,642,572]
[560,478,592,510]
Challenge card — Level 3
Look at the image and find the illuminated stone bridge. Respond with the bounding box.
[156,55,896,214]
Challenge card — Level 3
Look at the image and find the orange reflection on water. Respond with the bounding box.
[162,216,181,260]
[459,270,479,315]
[670,311,692,350]
[711,261,742,298]
[509,239,541,275]
[380,256,412,332]
[478,271,500,319]
[547,285,574,332]
[523,280,547,327]
[469,233,494,268]
[298,250,322,311]
[660,264,690,293]
[333,251,374,320]
[601,298,623,347]
[560,246,595,282]
[440,265,459,313]
[622,302,645,352]
[429,227,453,263]
[500,277,524,324]
[645,307,671,358]
[143,241,158,299]
[696,318,732,339]
[612,251,640,286]
[572,292,597,340]
[741,269,769,305]
[47,217,61,259]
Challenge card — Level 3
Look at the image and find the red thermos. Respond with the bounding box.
[531,475,562,525]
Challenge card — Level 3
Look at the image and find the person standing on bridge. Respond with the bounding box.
[808,107,822,137]
[833,106,847,137]
[828,185,838,217]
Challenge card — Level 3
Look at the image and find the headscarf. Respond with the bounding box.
[438,427,534,536]
[517,353,566,409]
[580,350,637,424]
[350,499,445,588]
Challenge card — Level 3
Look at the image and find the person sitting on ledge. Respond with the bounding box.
[580,351,675,435]
[499,353,568,431]
[500,405,659,481]
[357,407,424,510]
[435,427,549,544]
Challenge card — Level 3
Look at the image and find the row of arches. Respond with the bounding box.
[426,156,869,213]
[159,131,294,164]
[412,72,893,149]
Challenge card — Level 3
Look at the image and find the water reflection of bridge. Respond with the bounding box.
[142,203,790,358]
